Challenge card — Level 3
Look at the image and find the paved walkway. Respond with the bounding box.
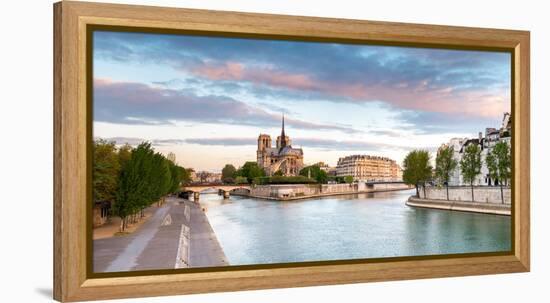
[189,202,228,267]
[93,196,228,273]
[93,205,157,240]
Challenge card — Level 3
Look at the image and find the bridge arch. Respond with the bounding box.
[180,184,252,201]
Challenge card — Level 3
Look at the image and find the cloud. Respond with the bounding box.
[184,138,255,146]
[294,138,408,151]
[188,60,509,119]
[94,31,511,119]
[98,136,414,152]
[94,78,361,133]
[186,137,408,152]
[95,137,146,146]
[394,109,504,135]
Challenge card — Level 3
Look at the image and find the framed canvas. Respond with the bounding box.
[53,1,530,302]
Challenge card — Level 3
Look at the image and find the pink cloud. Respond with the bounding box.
[190,61,510,119]
[193,61,316,91]
[193,61,244,80]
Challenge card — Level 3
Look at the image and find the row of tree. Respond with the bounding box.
[93,140,190,231]
[298,165,354,184]
[221,162,354,185]
[221,162,265,184]
[402,141,511,203]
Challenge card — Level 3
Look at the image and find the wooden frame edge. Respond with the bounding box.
[514,32,530,271]
[53,1,530,302]
[53,2,63,301]
[72,256,526,302]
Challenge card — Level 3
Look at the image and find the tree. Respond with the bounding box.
[255,175,317,185]
[486,141,511,204]
[273,170,284,176]
[237,161,265,183]
[118,143,132,167]
[93,140,121,204]
[460,144,482,202]
[178,167,191,185]
[435,145,458,200]
[235,176,248,184]
[344,176,354,184]
[221,164,237,184]
[100,141,186,231]
[198,171,210,183]
[167,162,184,194]
[299,165,328,184]
[148,153,172,207]
[115,143,155,231]
[402,150,432,198]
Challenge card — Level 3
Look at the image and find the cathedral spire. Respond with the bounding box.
[281,113,286,138]
[279,114,288,148]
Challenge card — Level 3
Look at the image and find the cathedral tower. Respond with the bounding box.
[276,114,291,149]
[257,134,271,169]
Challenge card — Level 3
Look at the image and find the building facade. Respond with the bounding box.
[336,155,402,182]
[257,115,304,176]
[444,112,512,186]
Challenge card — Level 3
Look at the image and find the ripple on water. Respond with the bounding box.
[198,189,511,266]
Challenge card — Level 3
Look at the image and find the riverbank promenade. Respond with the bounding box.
[407,196,511,216]
[93,196,228,272]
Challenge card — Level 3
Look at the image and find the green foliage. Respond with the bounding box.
[93,140,120,203]
[117,144,132,167]
[93,141,187,231]
[234,176,249,184]
[236,161,265,183]
[299,165,328,184]
[115,143,154,220]
[344,176,354,184]
[168,162,182,193]
[273,170,284,176]
[486,141,511,187]
[149,153,172,203]
[460,144,482,201]
[254,175,318,185]
[221,164,237,183]
[435,145,458,185]
[179,167,191,185]
[402,150,433,197]
[327,176,350,184]
[460,144,482,186]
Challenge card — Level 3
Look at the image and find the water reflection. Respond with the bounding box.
[198,189,511,266]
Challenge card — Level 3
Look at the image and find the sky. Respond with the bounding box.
[93,30,511,172]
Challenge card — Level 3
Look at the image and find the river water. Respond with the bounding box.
[199,189,511,266]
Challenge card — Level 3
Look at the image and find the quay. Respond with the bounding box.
[406,185,511,215]
[239,186,411,201]
[407,195,511,216]
[93,196,228,273]
[183,181,411,202]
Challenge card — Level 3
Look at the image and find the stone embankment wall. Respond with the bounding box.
[248,183,410,200]
[231,188,252,195]
[320,183,357,194]
[419,186,511,204]
[372,183,411,191]
[250,184,321,199]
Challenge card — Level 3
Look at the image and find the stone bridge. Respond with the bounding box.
[180,184,251,201]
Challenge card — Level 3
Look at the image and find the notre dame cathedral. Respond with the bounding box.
[257,115,304,176]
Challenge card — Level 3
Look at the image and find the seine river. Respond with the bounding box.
[199,189,511,266]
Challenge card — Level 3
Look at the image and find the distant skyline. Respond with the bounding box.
[93,30,511,172]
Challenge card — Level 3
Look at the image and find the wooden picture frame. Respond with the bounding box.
[53,1,530,301]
